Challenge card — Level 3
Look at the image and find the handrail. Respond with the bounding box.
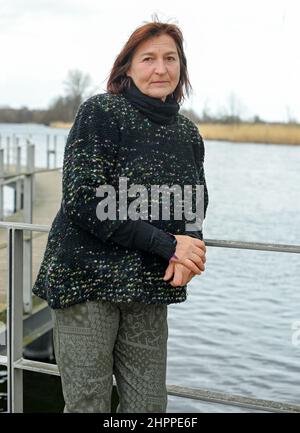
[0,166,62,182]
[0,220,300,413]
[1,221,300,253]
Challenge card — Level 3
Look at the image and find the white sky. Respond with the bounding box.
[1,0,299,122]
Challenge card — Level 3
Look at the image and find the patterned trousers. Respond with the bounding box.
[50,299,169,413]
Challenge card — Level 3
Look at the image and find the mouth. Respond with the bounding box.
[151,81,168,84]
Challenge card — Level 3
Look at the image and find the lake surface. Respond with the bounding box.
[1,123,300,413]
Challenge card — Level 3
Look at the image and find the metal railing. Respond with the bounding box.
[0,221,300,413]
[0,140,63,313]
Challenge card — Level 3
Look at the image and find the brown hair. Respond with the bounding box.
[106,19,192,103]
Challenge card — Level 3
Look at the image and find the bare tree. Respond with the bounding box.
[179,107,201,123]
[63,69,94,119]
[201,98,213,122]
[286,105,297,124]
[227,91,243,123]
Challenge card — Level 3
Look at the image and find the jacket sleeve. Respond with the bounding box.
[62,96,177,261]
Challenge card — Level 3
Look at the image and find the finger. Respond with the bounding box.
[163,264,172,280]
[187,252,205,271]
[178,264,197,282]
[190,253,205,271]
[176,264,190,284]
[192,239,207,253]
[182,272,193,285]
[171,250,204,267]
[182,259,202,275]
[172,263,195,286]
[181,270,195,285]
[192,246,206,260]
[171,252,204,273]
[170,266,183,287]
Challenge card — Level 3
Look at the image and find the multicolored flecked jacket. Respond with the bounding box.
[32,93,209,309]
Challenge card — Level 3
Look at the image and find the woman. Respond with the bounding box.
[32,20,209,413]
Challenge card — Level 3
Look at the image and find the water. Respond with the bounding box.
[0,123,66,216]
[1,124,300,412]
[167,139,300,412]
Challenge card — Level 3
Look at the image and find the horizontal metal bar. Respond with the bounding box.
[4,356,300,413]
[0,174,25,185]
[0,222,50,232]
[0,222,299,254]
[0,354,7,366]
[13,358,60,376]
[205,238,300,254]
[0,304,53,355]
[1,167,62,180]
[166,384,300,413]
[7,357,118,384]
[30,167,62,175]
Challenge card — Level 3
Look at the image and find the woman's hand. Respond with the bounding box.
[163,261,197,287]
[171,235,206,274]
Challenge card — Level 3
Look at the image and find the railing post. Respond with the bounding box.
[23,142,34,313]
[13,135,18,169]
[53,135,57,168]
[6,136,10,171]
[46,134,50,169]
[16,146,22,211]
[7,228,24,413]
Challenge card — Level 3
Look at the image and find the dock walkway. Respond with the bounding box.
[0,169,62,307]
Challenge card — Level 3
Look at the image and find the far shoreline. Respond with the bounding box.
[48,121,300,145]
[198,122,300,145]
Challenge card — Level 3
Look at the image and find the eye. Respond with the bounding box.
[143,57,152,62]
[167,56,176,61]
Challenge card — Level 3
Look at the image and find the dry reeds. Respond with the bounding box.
[198,123,300,145]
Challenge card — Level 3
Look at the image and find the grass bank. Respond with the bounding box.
[49,121,72,129]
[198,123,300,145]
[50,120,300,145]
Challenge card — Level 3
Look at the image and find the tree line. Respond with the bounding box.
[0,70,298,125]
[0,70,96,125]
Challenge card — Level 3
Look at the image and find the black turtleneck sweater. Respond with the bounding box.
[107,79,180,262]
[32,82,209,309]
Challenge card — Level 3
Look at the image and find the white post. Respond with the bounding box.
[53,135,57,168]
[23,142,34,314]
[16,146,22,211]
[7,228,24,412]
[6,136,10,170]
[46,134,50,169]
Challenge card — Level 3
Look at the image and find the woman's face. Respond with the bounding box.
[126,33,181,102]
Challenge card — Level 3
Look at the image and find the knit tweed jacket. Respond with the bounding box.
[32,92,209,309]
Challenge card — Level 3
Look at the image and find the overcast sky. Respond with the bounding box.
[1,0,299,122]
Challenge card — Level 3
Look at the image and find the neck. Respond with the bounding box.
[122,78,180,125]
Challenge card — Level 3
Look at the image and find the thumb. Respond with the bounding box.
[163,262,175,280]
[171,265,183,286]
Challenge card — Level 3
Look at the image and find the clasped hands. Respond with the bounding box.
[163,235,206,287]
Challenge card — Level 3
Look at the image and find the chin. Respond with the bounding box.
[149,91,167,100]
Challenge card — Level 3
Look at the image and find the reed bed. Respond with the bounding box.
[198,123,300,145]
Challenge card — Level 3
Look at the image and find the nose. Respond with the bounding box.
[154,59,168,75]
